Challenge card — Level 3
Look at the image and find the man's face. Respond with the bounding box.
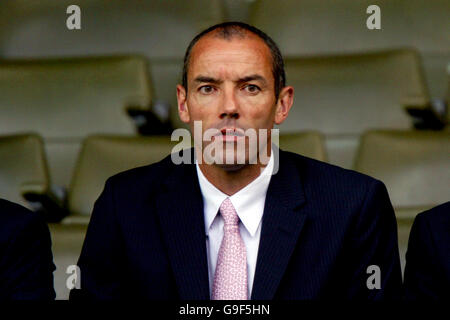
[177,33,293,169]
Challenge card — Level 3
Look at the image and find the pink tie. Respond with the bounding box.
[212,198,248,300]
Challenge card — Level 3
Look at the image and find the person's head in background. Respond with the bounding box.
[176,22,294,184]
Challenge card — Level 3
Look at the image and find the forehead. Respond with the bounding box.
[188,34,273,79]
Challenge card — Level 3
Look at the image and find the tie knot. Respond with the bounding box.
[219,198,239,226]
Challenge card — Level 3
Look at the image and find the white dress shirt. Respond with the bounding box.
[195,153,274,298]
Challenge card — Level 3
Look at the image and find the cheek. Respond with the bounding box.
[187,95,218,120]
[239,94,276,124]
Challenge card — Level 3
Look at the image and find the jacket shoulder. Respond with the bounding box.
[415,201,450,224]
[103,153,179,194]
[411,201,450,245]
[0,199,44,244]
[283,151,381,188]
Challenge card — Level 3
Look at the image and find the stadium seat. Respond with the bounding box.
[65,135,186,223]
[278,131,327,162]
[281,49,430,168]
[354,129,450,272]
[0,133,50,208]
[0,55,153,189]
[354,129,449,216]
[249,0,450,168]
[0,0,226,131]
[447,67,450,123]
[249,0,449,98]
[283,50,429,134]
[48,223,88,300]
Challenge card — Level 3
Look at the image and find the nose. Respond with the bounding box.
[219,86,239,120]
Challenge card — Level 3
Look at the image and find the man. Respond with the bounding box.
[70,22,402,300]
[0,199,55,300]
[403,201,450,300]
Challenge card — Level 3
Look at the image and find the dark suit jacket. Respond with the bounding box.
[70,150,402,300]
[403,201,450,300]
[0,199,55,300]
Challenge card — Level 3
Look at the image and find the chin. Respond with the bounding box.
[215,162,247,172]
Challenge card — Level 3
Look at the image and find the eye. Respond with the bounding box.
[244,84,260,94]
[199,85,215,94]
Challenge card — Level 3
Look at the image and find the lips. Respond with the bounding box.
[220,128,245,136]
[215,127,245,142]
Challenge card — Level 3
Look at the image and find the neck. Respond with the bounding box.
[197,150,271,196]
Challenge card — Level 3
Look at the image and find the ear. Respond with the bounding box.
[274,86,294,125]
[176,84,190,123]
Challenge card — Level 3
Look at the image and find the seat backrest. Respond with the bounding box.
[0,133,50,208]
[0,0,225,59]
[354,130,450,217]
[281,49,429,134]
[0,0,226,132]
[68,135,185,216]
[278,131,327,162]
[447,68,450,123]
[249,0,449,56]
[0,55,153,188]
[0,55,152,139]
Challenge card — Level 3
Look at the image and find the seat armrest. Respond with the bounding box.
[21,183,69,222]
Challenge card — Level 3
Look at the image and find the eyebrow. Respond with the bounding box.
[193,76,222,84]
[237,74,267,85]
[193,74,267,85]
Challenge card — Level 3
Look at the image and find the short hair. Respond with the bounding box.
[182,22,286,99]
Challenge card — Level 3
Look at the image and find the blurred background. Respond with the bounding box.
[0,0,448,299]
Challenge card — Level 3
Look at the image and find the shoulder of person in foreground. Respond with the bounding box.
[281,150,392,211]
[69,152,185,300]
[0,199,56,300]
[104,149,190,196]
[281,150,403,300]
[403,201,450,300]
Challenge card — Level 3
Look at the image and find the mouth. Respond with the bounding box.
[214,127,245,142]
[220,127,245,136]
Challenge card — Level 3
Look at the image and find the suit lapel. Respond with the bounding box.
[154,149,307,300]
[155,155,210,300]
[251,150,308,300]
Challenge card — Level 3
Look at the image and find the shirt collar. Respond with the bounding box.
[196,153,274,237]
